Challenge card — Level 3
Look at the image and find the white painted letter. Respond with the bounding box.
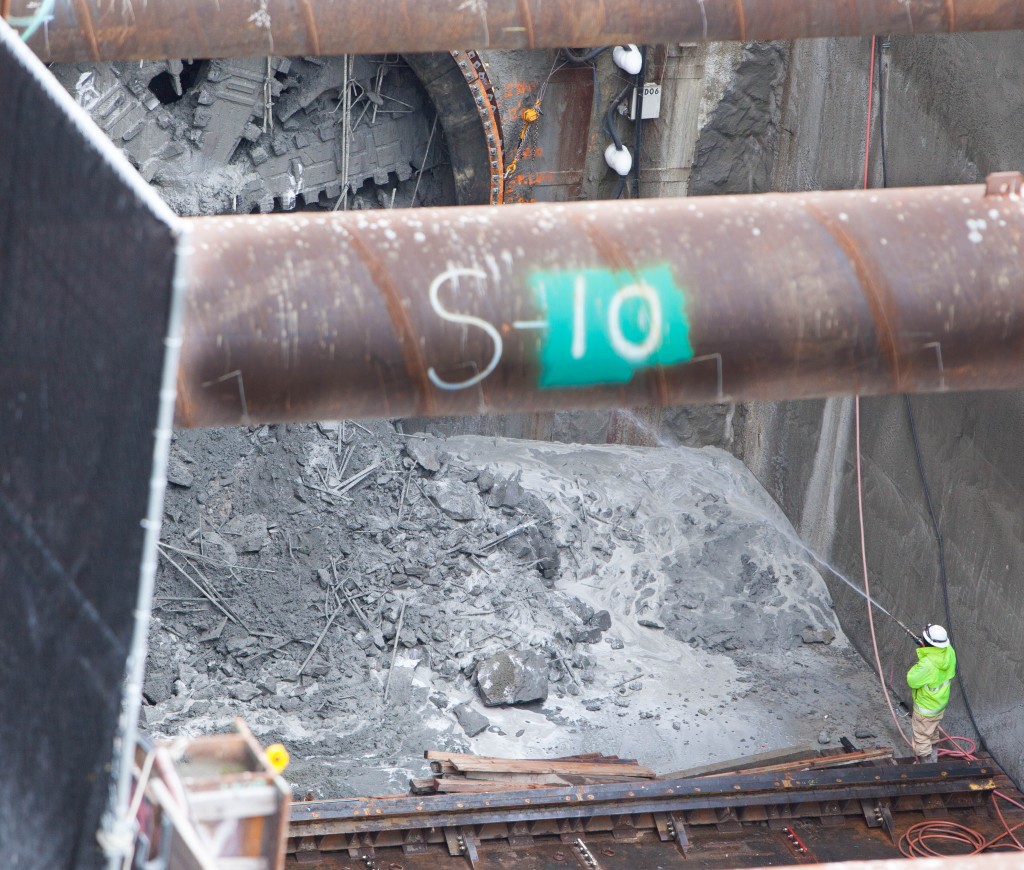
[427,268,503,391]
[571,275,587,360]
[607,283,662,363]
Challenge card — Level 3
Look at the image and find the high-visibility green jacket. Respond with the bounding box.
[907,644,957,717]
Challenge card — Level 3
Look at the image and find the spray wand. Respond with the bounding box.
[889,614,923,646]
[813,555,922,644]
[855,584,921,643]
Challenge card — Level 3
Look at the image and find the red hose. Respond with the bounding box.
[854,35,911,750]
[899,819,986,857]
[856,37,1023,857]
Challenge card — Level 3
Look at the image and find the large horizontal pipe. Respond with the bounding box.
[175,172,1024,428]
[8,0,1024,63]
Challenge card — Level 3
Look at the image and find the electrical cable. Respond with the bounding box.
[903,394,991,754]
[855,392,912,748]
[631,45,648,199]
[860,36,877,190]
[603,83,632,152]
[898,788,1024,857]
[853,37,1024,856]
[560,47,606,114]
[561,46,609,64]
[876,42,888,189]
[853,35,911,749]
[878,34,1021,791]
[898,819,987,857]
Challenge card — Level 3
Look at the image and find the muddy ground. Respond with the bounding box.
[145,420,907,797]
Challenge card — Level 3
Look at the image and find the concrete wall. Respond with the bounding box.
[733,33,1024,783]
[740,393,1024,774]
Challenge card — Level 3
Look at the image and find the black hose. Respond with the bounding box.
[903,396,992,754]
[603,83,632,152]
[877,40,888,189]
[879,37,1019,789]
[883,39,984,750]
[632,45,648,199]
[561,46,608,64]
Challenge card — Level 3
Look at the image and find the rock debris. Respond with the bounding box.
[147,421,906,797]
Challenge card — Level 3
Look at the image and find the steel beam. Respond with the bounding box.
[776,854,1024,870]
[288,760,999,837]
[7,0,1024,63]
[175,173,1024,428]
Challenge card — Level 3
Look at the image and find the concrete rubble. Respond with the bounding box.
[476,650,550,707]
[148,420,906,797]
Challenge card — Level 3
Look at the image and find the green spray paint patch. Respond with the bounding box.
[530,264,693,388]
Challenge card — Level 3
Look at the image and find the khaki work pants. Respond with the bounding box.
[911,709,944,758]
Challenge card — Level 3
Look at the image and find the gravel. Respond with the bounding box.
[145,423,907,797]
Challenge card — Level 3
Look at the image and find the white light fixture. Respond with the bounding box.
[604,143,633,176]
[612,44,643,75]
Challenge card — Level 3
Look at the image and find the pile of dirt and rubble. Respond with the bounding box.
[146,421,906,797]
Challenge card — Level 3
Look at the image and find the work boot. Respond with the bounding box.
[915,753,931,764]
[929,748,938,764]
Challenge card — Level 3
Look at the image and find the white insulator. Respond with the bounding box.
[612,44,643,75]
[604,143,633,176]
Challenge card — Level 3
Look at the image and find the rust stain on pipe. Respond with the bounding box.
[733,0,748,42]
[297,0,321,56]
[8,0,1024,62]
[70,0,100,62]
[515,0,536,48]
[804,202,904,393]
[346,225,438,417]
[944,0,958,30]
[176,176,1024,428]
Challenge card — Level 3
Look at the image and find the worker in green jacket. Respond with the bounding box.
[906,624,957,763]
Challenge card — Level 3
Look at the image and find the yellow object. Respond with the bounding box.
[265,743,290,774]
[522,107,540,123]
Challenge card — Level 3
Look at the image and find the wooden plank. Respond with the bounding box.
[461,771,570,786]
[447,757,657,778]
[425,750,637,766]
[550,754,638,765]
[434,778,564,793]
[661,744,819,780]
[409,778,437,795]
[557,773,655,785]
[460,769,645,786]
[722,748,893,776]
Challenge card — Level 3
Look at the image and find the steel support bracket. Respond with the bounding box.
[985,171,1024,197]
[668,812,690,853]
[459,827,480,868]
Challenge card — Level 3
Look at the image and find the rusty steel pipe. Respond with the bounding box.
[9,0,1024,63]
[175,173,1024,428]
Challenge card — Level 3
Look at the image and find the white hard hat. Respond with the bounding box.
[923,624,950,648]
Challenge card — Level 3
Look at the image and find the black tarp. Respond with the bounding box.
[0,22,177,869]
